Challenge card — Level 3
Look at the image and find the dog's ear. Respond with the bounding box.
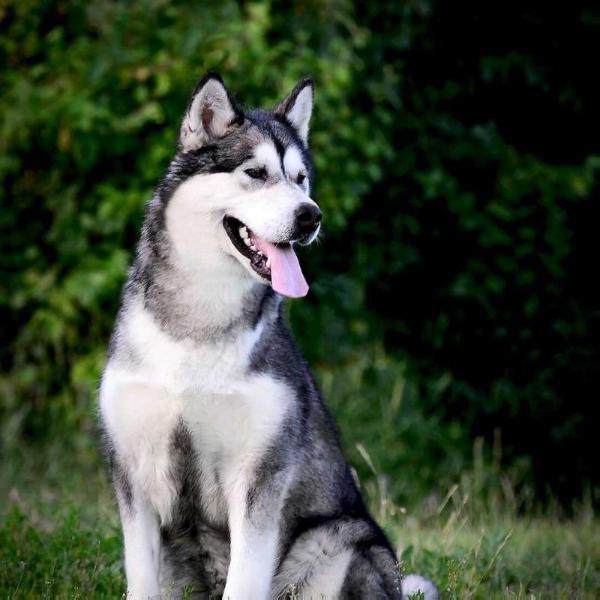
[274,78,314,145]
[179,73,243,151]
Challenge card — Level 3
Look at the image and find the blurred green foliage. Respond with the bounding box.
[1,1,598,504]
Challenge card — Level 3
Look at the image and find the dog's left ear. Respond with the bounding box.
[274,78,314,145]
[180,72,243,152]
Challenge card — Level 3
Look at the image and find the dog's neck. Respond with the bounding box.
[129,197,280,344]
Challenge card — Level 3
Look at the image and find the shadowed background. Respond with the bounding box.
[1,0,598,524]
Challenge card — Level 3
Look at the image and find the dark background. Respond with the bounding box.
[1,0,598,507]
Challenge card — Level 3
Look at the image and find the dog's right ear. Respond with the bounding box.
[179,73,243,152]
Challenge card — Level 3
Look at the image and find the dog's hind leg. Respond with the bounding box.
[273,541,355,599]
[273,519,403,600]
[339,545,403,599]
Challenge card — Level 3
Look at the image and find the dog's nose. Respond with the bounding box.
[295,203,322,234]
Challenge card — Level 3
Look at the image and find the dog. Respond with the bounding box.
[99,73,438,599]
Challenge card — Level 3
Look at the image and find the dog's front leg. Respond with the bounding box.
[222,476,283,600]
[118,493,161,599]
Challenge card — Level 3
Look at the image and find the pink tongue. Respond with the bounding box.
[254,237,309,298]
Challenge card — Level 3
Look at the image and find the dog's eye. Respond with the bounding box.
[244,167,268,181]
[296,173,306,185]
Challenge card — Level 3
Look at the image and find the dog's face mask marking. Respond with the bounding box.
[166,74,321,298]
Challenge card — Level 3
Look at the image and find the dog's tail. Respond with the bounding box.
[401,573,440,599]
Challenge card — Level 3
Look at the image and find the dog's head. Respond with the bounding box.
[164,73,321,299]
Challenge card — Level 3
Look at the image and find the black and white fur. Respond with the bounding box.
[100,73,437,599]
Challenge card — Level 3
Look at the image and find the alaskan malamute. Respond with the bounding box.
[99,73,437,599]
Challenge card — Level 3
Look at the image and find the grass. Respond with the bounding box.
[393,494,598,598]
[0,437,598,599]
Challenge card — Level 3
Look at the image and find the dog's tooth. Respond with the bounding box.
[240,227,248,239]
[250,244,257,251]
[266,257,271,268]
[244,238,252,247]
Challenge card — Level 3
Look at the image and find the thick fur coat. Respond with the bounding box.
[99,73,437,600]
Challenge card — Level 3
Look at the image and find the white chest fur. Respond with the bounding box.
[100,303,291,525]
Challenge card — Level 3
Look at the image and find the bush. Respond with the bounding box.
[1,0,597,504]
